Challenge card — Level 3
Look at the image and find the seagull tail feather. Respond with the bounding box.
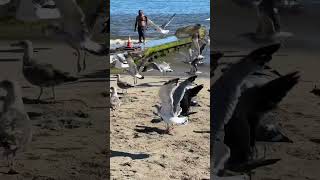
[170,116,188,125]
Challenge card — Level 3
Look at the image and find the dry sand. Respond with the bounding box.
[0,40,107,180]
[110,75,210,180]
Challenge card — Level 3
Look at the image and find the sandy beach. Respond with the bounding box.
[110,75,210,180]
[0,40,107,179]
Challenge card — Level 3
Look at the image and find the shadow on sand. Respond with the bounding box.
[110,150,150,160]
[134,125,167,135]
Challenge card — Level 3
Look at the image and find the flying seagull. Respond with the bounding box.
[187,56,204,75]
[0,80,32,174]
[211,43,281,175]
[11,40,78,101]
[172,75,198,116]
[148,13,176,34]
[158,78,189,134]
[142,61,173,76]
[224,71,299,169]
[125,53,144,84]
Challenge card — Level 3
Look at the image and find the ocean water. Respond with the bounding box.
[110,0,211,77]
[110,0,210,37]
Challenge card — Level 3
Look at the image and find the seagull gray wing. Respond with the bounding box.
[224,71,299,166]
[172,76,197,115]
[161,13,176,29]
[211,43,280,173]
[159,80,178,117]
[211,43,281,136]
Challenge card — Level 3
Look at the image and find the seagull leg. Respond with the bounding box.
[76,49,81,73]
[83,51,87,70]
[37,87,43,101]
[52,86,56,101]
[7,154,18,174]
[165,123,170,134]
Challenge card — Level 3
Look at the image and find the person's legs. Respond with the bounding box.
[141,27,146,44]
[138,27,143,43]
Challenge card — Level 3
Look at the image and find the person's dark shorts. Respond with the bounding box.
[138,26,146,37]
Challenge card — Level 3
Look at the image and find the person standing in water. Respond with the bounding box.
[134,10,148,44]
[258,0,281,32]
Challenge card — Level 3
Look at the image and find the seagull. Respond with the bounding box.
[187,56,204,75]
[43,0,107,72]
[172,75,198,116]
[116,74,134,94]
[11,40,78,101]
[224,71,299,169]
[142,62,173,76]
[158,78,188,134]
[191,24,204,58]
[147,13,176,35]
[110,86,121,110]
[0,80,32,174]
[110,53,129,69]
[180,84,204,116]
[125,53,144,84]
[211,43,281,175]
[179,48,195,63]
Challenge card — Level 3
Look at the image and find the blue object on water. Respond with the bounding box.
[144,36,178,48]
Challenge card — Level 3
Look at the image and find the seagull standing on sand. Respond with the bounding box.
[211,43,281,176]
[11,40,78,101]
[158,78,188,134]
[110,86,121,110]
[43,0,107,72]
[0,80,32,174]
[116,74,134,94]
